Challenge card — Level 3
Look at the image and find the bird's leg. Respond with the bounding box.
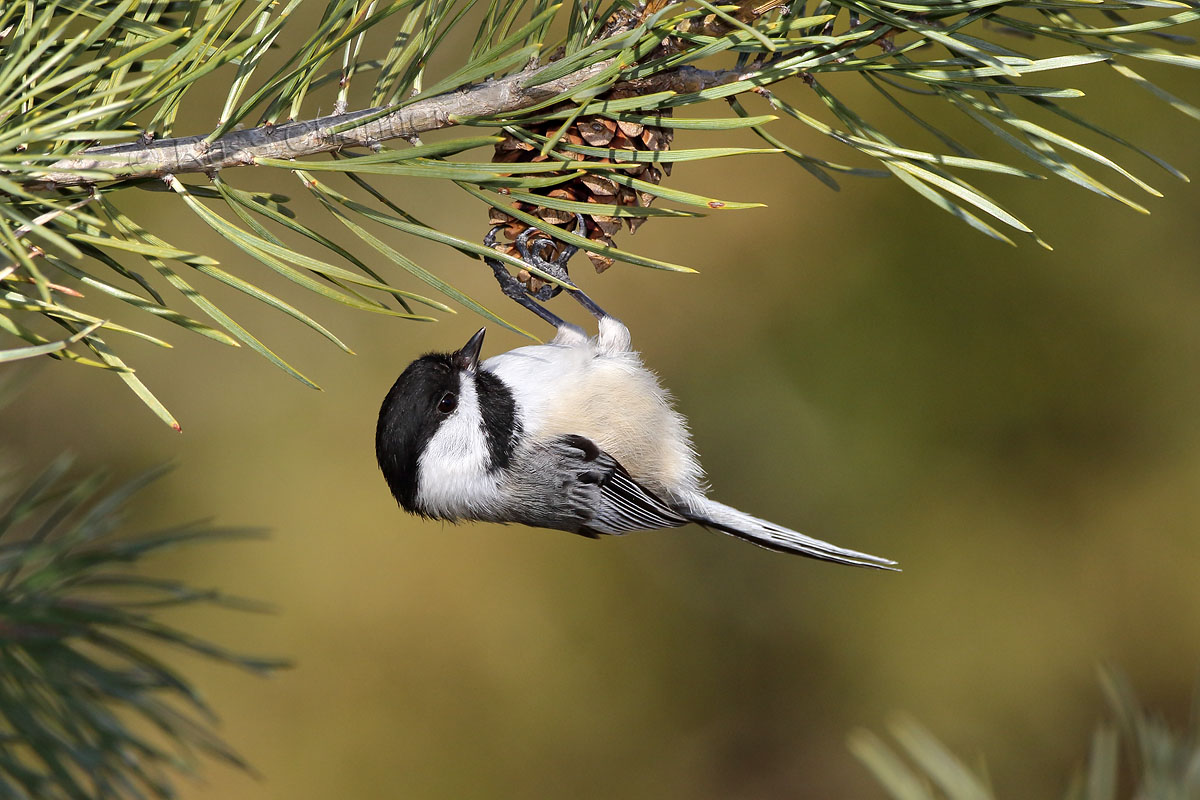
[512,215,613,321]
[566,282,611,322]
[483,225,568,329]
[484,215,615,327]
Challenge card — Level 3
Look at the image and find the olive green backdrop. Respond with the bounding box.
[4,41,1199,800]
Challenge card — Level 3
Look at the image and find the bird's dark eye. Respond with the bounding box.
[436,392,458,414]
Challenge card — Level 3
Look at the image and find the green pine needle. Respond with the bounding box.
[0,456,288,800]
[852,666,1200,800]
[1,0,1197,423]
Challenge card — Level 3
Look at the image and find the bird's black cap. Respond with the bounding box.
[376,352,460,512]
[375,328,517,516]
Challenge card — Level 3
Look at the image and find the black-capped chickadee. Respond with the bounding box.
[375,298,897,569]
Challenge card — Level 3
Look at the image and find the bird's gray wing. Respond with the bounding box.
[585,458,689,535]
[504,434,687,537]
[549,434,687,535]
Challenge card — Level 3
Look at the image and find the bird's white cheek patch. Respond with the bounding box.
[416,378,504,519]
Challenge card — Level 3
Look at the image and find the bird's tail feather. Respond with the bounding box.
[685,498,898,570]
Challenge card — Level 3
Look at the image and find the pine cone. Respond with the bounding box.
[488,100,674,278]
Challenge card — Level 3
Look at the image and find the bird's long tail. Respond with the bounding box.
[684,498,899,570]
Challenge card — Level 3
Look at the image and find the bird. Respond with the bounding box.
[374,218,896,569]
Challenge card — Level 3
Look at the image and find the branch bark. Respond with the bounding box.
[34,63,739,188]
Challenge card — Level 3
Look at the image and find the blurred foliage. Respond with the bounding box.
[852,667,1200,800]
[1,2,1198,799]
[0,454,286,800]
[1,0,1198,424]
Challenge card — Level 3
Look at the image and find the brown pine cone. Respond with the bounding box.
[488,97,674,278]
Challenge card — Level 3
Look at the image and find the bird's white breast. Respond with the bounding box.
[482,326,703,499]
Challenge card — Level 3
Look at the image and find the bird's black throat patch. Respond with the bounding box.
[475,368,519,471]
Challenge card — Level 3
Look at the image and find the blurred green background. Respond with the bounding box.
[5,19,1200,798]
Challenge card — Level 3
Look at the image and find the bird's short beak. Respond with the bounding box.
[453,327,486,373]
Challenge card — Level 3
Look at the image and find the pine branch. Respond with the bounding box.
[34,65,740,188]
[3,0,1198,425]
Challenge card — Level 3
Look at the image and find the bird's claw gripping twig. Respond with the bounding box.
[483,214,610,325]
[514,224,574,301]
[483,224,567,328]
